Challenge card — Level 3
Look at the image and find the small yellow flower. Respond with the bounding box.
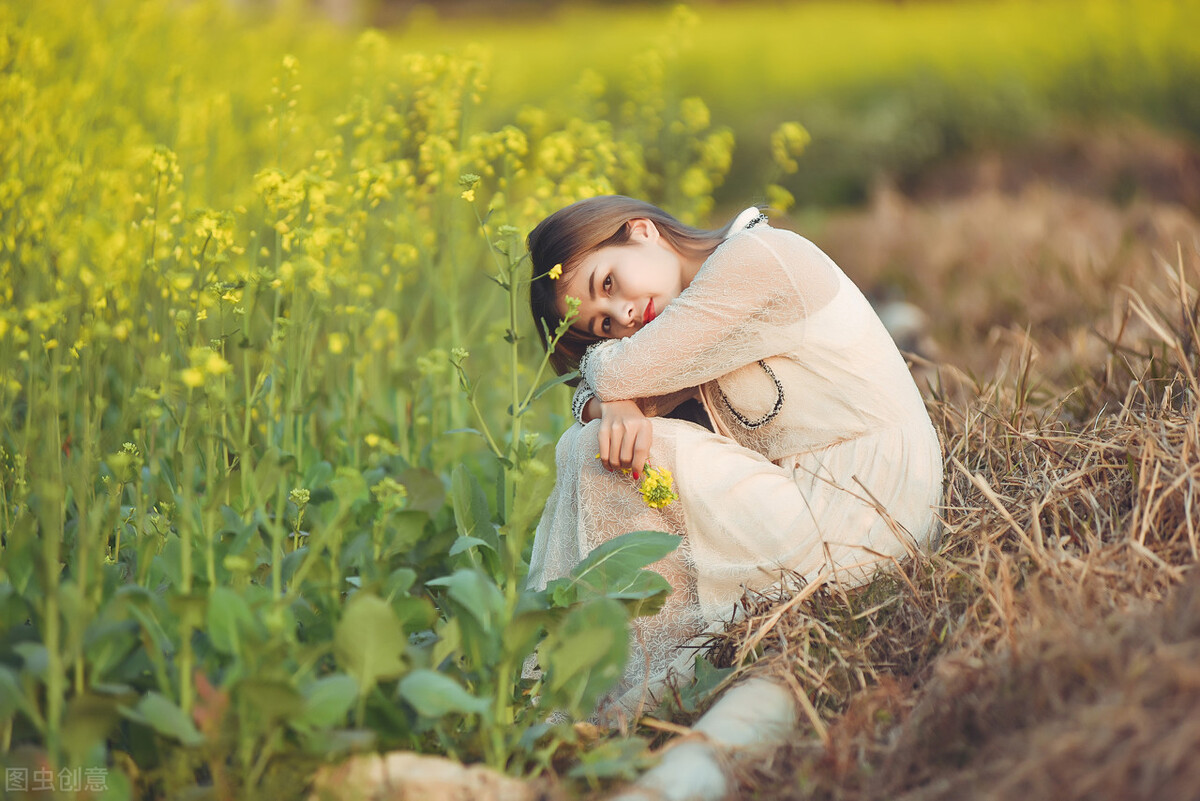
[205,352,232,376]
[638,466,679,510]
[460,188,475,202]
[548,263,563,280]
[181,368,204,388]
[595,456,679,509]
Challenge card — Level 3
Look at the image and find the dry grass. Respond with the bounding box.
[696,129,1200,801]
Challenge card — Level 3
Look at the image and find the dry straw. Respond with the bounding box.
[684,241,1200,800]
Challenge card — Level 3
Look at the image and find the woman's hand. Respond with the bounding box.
[594,399,653,479]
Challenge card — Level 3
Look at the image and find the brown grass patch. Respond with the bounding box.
[701,136,1200,800]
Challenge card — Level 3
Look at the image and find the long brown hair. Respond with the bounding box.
[528,196,736,376]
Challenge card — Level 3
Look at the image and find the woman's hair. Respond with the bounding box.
[528,196,735,376]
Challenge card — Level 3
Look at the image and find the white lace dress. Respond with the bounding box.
[526,209,943,723]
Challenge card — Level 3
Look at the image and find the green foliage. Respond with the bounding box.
[2,0,1193,794]
[0,1,699,789]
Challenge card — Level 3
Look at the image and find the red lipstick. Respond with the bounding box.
[643,299,656,325]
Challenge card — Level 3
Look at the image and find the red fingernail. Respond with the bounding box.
[633,470,640,480]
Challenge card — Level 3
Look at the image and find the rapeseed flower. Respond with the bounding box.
[638,465,679,509]
[595,456,679,509]
[548,263,562,280]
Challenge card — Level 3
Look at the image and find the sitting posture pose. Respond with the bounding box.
[525,196,943,723]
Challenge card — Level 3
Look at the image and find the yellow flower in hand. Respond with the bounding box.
[595,456,679,508]
[638,465,678,509]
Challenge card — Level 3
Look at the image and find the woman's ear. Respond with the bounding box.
[626,218,658,243]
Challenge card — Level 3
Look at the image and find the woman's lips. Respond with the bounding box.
[643,299,655,325]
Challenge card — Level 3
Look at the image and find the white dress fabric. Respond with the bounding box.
[526,209,944,723]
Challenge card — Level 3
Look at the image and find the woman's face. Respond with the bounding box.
[555,218,689,340]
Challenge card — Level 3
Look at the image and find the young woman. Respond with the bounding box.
[526,196,943,724]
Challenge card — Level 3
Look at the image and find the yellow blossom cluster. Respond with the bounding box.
[0,0,741,537]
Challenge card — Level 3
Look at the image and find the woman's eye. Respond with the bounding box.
[603,275,612,292]
[601,317,611,333]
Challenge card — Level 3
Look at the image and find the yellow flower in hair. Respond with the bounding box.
[548,263,563,280]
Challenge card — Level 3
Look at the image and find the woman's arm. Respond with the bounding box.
[573,379,698,424]
[581,228,839,400]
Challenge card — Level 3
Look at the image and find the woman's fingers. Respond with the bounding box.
[631,425,652,478]
[595,401,653,475]
[618,421,637,470]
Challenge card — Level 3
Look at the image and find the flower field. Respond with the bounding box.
[2,0,1199,798]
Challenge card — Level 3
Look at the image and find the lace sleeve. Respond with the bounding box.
[581,227,839,401]
[572,353,698,421]
[570,380,596,425]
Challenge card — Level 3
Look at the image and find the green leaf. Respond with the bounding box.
[125,692,205,747]
[237,677,304,724]
[14,643,49,678]
[546,530,681,608]
[62,693,122,765]
[386,510,430,555]
[82,620,139,679]
[397,669,490,718]
[304,460,334,491]
[383,567,417,599]
[568,735,653,782]
[334,593,407,691]
[448,536,494,556]
[298,674,359,729]
[206,587,259,656]
[331,467,369,511]
[0,665,27,721]
[426,569,503,631]
[451,465,498,551]
[540,598,628,714]
[426,569,505,668]
[528,370,578,404]
[400,467,445,515]
[605,570,674,618]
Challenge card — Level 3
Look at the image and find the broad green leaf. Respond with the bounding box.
[298,674,359,729]
[540,598,628,713]
[386,510,430,556]
[427,569,505,668]
[331,466,369,511]
[126,692,205,747]
[451,465,498,551]
[218,505,247,535]
[237,677,303,723]
[82,620,139,678]
[62,693,122,765]
[568,736,653,782]
[334,593,407,690]
[399,467,445,515]
[304,460,334,491]
[206,587,259,656]
[253,447,296,499]
[426,569,503,631]
[503,442,557,542]
[430,617,461,670]
[397,670,490,718]
[14,643,49,678]
[383,567,417,599]
[448,536,495,556]
[547,530,680,607]
[0,665,26,721]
